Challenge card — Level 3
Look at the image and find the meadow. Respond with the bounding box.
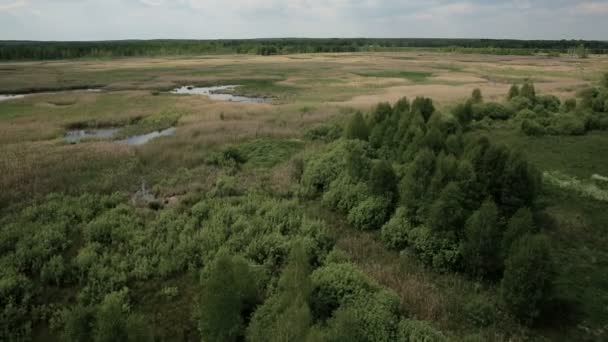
[1,51,607,341]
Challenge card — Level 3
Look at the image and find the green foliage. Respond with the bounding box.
[345,111,370,141]
[471,88,483,104]
[520,80,537,102]
[247,242,314,342]
[452,100,474,127]
[473,102,514,120]
[502,208,536,256]
[411,97,436,122]
[463,296,497,328]
[94,290,152,342]
[397,319,446,342]
[462,199,502,278]
[310,262,379,320]
[507,84,520,100]
[62,305,95,342]
[197,250,261,342]
[347,196,391,231]
[501,235,554,324]
[369,160,398,199]
[40,255,66,286]
[324,290,401,342]
[380,207,412,250]
[407,226,462,272]
[427,182,465,233]
[602,73,608,88]
[211,175,240,197]
[304,123,343,142]
[521,119,546,136]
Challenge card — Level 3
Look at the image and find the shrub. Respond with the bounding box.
[452,101,473,127]
[471,88,483,103]
[562,98,577,112]
[521,119,546,136]
[325,290,401,342]
[537,95,561,112]
[509,96,533,111]
[501,235,554,325]
[397,319,446,342]
[411,97,436,122]
[548,115,587,136]
[369,160,398,199]
[520,80,536,101]
[62,305,95,342]
[310,262,379,321]
[473,102,514,120]
[322,177,370,214]
[347,196,391,231]
[380,207,412,250]
[464,296,497,328]
[304,123,343,142]
[407,226,461,272]
[502,208,536,256]
[211,175,240,197]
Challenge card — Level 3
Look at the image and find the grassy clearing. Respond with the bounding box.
[354,70,433,82]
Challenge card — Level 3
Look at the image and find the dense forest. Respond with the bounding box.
[1,38,608,60]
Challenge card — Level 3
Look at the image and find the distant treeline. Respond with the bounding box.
[1,38,608,60]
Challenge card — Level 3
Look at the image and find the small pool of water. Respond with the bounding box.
[65,128,120,143]
[118,127,177,146]
[0,94,26,102]
[170,85,267,103]
[0,89,102,102]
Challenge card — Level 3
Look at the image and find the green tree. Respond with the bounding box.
[345,112,370,141]
[427,182,465,234]
[471,88,483,103]
[62,305,95,342]
[94,291,129,342]
[520,81,536,102]
[198,250,260,342]
[453,100,473,127]
[411,97,435,122]
[247,242,313,342]
[502,208,536,256]
[602,73,608,88]
[507,84,520,100]
[369,160,398,200]
[501,235,554,324]
[462,199,502,278]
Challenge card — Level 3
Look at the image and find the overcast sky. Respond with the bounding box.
[1,0,607,41]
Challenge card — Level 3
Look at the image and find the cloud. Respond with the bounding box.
[577,1,608,13]
[0,0,26,11]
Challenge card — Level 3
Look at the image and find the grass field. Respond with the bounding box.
[1,51,607,341]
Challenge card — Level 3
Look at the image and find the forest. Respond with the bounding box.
[2,38,608,60]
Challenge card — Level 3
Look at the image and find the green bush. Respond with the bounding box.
[310,262,379,321]
[537,95,561,112]
[347,196,391,231]
[548,115,587,136]
[380,207,412,250]
[521,119,546,136]
[473,102,514,120]
[324,290,401,342]
[462,199,502,278]
[211,175,240,197]
[501,235,554,325]
[322,176,370,214]
[464,296,497,328]
[407,226,461,272]
[397,319,446,342]
[508,96,533,111]
[304,123,343,142]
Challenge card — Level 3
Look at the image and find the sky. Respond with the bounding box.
[1,0,607,41]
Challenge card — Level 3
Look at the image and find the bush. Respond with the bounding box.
[304,123,343,142]
[211,175,240,197]
[562,98,577,112]
[310,262,379,321]
[380,207,412,250]
[537,95,561,112]
[397,319,446,342]
[325,290,401,342]
[464,296,497,328]
[521,119,546,136]
[548,115,587,136]
[322,177,370,214]
[347,196,391,231]
[473,102,514,120]
[501,235,554,325]
[407,226,461,272]
[508,96,533,111]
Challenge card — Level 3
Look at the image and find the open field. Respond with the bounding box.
[1,51,608,341]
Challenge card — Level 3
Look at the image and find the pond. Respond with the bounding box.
[170,85,267,103]
[0,94,26,102]
[65,128,120,143]
[0,89,102,102]
[117,127,177,146]
[64,127,176,146]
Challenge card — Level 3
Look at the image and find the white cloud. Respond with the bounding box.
[577,1,608,13]
[0,0,26,11]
